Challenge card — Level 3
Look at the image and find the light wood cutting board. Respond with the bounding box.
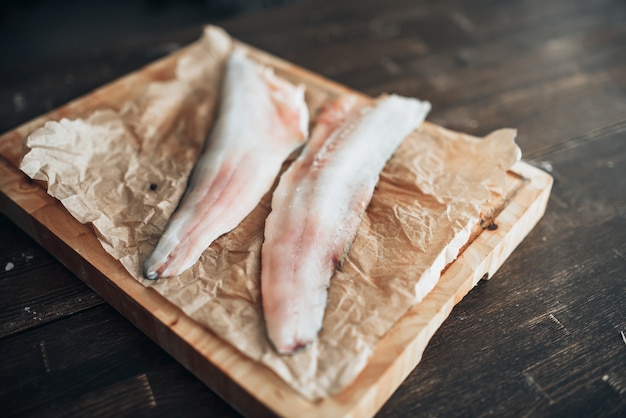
[0,36,552,418]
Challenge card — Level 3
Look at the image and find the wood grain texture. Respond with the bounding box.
[1,0,624,416]
[0,27,551,417]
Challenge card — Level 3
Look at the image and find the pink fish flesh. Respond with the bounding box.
[144,50,309,279]
[261,94,431,353]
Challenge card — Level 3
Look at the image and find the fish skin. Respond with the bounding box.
[144,49,309,280]
[261,94,431,354]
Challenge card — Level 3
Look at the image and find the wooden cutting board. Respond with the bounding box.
[0,37,552,418]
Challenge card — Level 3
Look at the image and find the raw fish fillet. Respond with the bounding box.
[144,49,309,279]
[261,94,431,353]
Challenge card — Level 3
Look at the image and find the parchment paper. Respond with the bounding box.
[19,26,521,400]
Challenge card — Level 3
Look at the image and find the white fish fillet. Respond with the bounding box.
[144,49,309,279]
[261,94,431,353]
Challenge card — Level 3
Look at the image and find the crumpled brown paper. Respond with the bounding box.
[19,26,521,400]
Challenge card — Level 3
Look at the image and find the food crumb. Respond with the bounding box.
[13,92,27,112]
[5,262,14,271]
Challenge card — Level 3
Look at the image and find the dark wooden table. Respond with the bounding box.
[1,0,625,416]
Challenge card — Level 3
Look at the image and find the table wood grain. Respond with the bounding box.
[1,0,625,416]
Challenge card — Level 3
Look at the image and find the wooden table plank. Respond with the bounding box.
[0,213,104,337]
[0,303,238,417]
[379,128,626,416]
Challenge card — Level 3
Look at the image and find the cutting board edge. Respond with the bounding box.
[0,28,554,417]
[0,157,553,418]
[300,160,553,418]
